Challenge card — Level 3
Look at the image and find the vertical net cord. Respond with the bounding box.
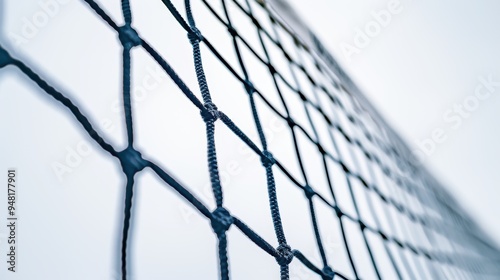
[117,1,144,279]
[266,13,342,280]
[243,1,314,278]
[120,174,134,280]
[121,0,135,146]
[218,1,295,279]
[120,6,133,280]
[184,1,232,279]
[184,0,224,208]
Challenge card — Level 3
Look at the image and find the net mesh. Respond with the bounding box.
[1,0,499,279]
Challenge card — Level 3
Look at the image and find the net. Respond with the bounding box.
[1,0,499,279]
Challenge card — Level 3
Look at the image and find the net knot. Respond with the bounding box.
[340,162,350,173]
[117,147,147,175]
[322,266,335,279]
[0,47,12,68]
[244,80,254,95]
[303,185,315,199]
[359,221,366,231]
[333,205,343,218]
[251,16,261,29]
[267,63,276,74]
[316,143,326,155]
[261,150,275,167]
[358,177,368,188]
[210,207,233,235]
[188,27,203,44]
[275,244,293,266]
[298,91,307,101]
[379,231,388,241]
[201,102,219,122]
[227,26,237,37]
[118,25,141,48]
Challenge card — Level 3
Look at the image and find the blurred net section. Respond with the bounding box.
[1,0,500,279]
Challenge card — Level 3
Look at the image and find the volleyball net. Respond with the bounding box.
[0,0,499,279]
